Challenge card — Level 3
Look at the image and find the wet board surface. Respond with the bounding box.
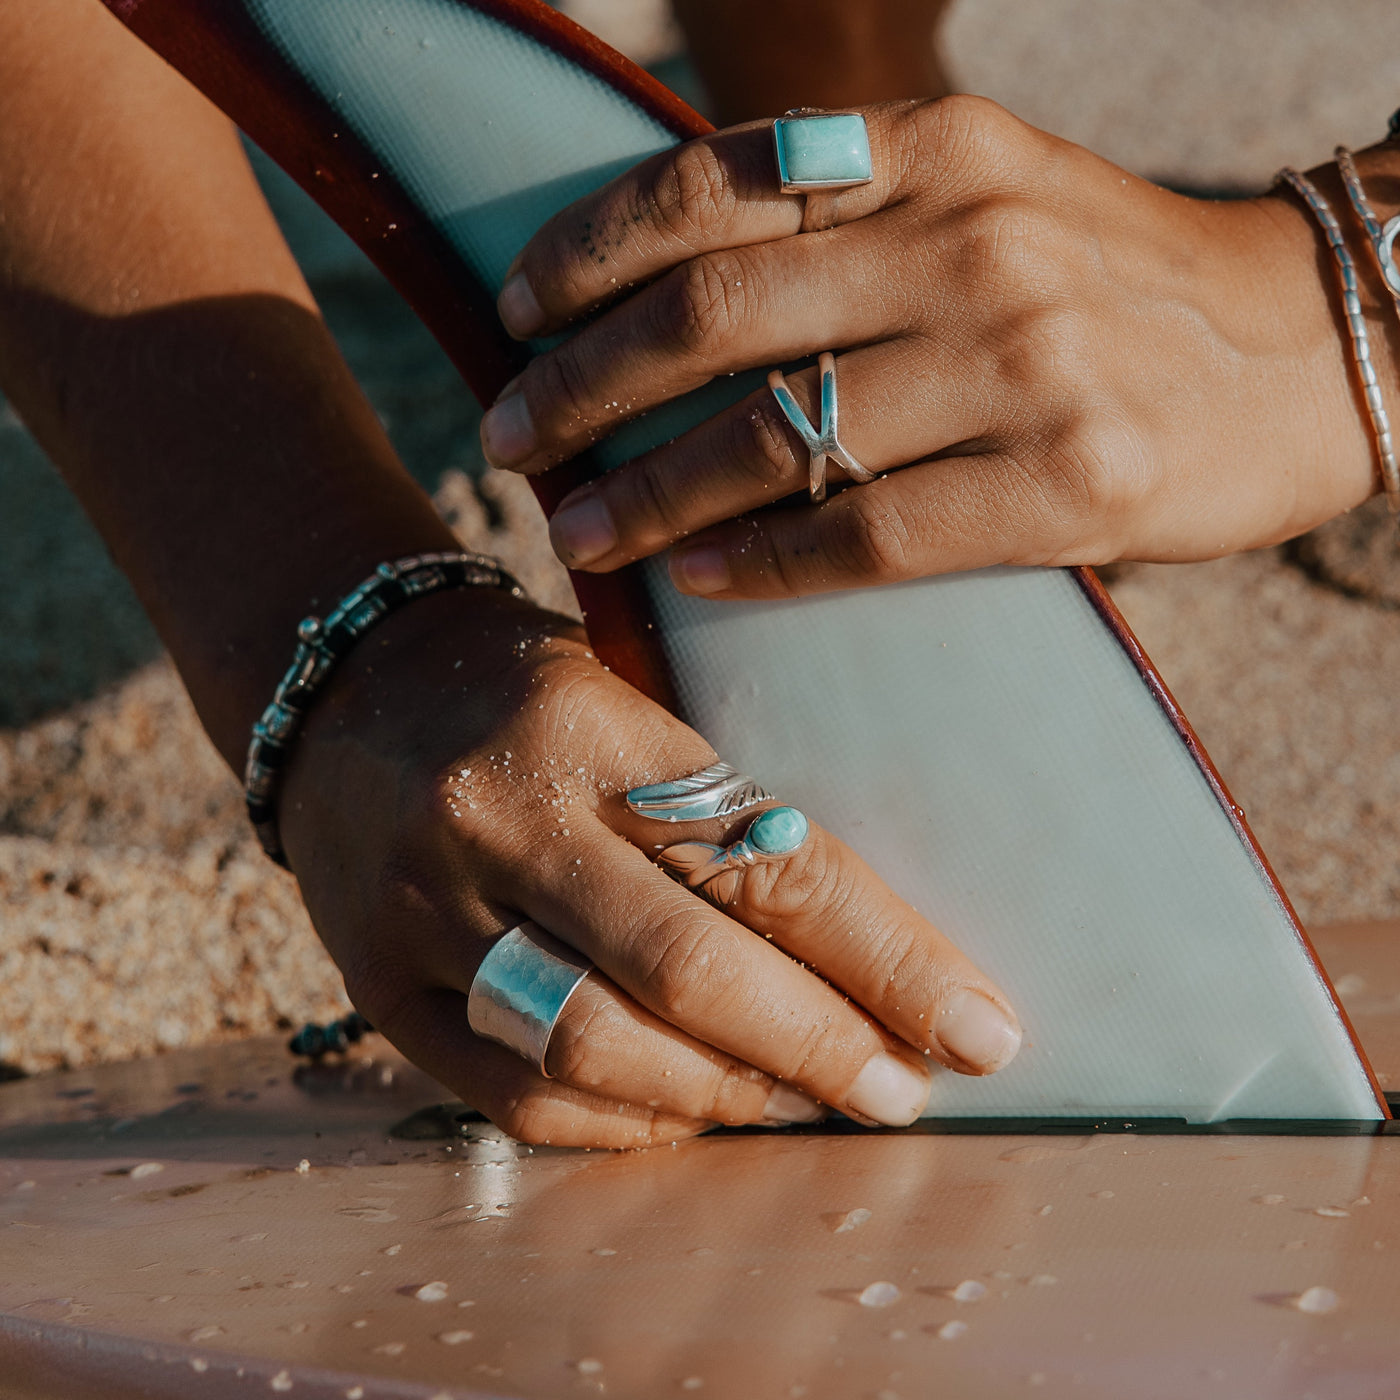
[2,923,1399,1400]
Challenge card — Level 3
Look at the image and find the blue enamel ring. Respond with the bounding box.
[467,922,593,1075]
[772,111,874,194]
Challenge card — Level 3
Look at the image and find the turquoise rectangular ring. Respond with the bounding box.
[773,112,874,193]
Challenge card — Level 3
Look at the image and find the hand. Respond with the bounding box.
[481,96,1382,599]
[277,588,1022,1148]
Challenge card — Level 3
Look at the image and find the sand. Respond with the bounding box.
[4,0,1400,1075]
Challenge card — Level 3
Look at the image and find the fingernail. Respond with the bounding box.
[846,1054,931,1127]
[498,271,545,338]
[937,990,1022,1074]
[762,1081,826,1124]
[550,492,617,566]
[669,545,730,595]
[480,390,536,467]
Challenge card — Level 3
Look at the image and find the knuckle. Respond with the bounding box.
[618,455,695,545]
[836,488,917,581]
[528,344,599,438]
[652,139,737,245]
[742,836,833,921]
[656,254,748,360]
[497,1085,572,1146]
[780,1015,855,1087]
[638,914,742,1024]
[924,93,1021,171]
[546,994,632,1090]
[734,397,804,489]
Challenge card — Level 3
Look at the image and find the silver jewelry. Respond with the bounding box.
[1277,166,1400,509]
[466,922,594,1076]
[1336,146,1400,315]
[626,761,772,823]
[773,109,874,234]
[768,352,876,502]
[657,806,810,909]
[244,551,526,867]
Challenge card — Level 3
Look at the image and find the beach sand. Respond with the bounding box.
[3,0,1400,1076]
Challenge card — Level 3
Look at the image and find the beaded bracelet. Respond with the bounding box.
[1275,166,1400,508]
[244,551,526,867]
[1336,145,1400,323]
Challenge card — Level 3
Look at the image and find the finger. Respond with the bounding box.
[542,973,826,1126]
[433,921,827,1127]
[544,337,993,571]
[370,985,715,1149]
[615,800,1021,1077]
[480,216,906,475]
[664,451,1075,599]
[498,109,913,340]
[515,822,939,1127]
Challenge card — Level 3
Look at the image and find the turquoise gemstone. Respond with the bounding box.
[748,806,809,855]
[774,114,873,191]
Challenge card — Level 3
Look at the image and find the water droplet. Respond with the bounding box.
[1090,1190,1115,1200]
[1028,1275,1059,1287]
[828,1208,872,1234]
[414,1281,449,1302]
[576,1358,604,1374]
[338,1207,397,1222]
[1028,1373,1047,1387]
[130,1163,163,1180]
[1294,1287,1340,1315]
[351,1320,367,1330]
[295,1160,310,1175]
[189,1359,208,1373]
[187,1326,223,1342]
[681,1379,704,1391]
[858,1281,901,1308]
[951,1280,986,1303]
[382,1244,402,1256]
[591,1248,617,1257]
[372,1342,406,1356]
[1037,1205,1053,1217]
[346,1389,365,1400]
[1313,1207,1349,1219]
[936,1320,968,1340]
[270,1371,293,1392]
[888,1329,907,1341]
[437,1330,475,1345]
[1254,1194,1286,1206]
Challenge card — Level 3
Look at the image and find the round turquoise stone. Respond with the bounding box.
[748,806,809,855]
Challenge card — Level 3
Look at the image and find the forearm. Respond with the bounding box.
[0,1,457,767]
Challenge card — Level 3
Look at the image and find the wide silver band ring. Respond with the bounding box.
[466,922,593,1076]
[768,352,877,503]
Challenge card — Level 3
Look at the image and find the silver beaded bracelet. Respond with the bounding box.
[1276,165,1400,508]
[244,551,526,867]
[1335,146,1400,300]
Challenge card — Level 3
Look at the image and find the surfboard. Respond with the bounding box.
[100,0,1386,1122]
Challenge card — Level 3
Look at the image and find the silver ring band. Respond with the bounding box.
[626,761,773,823]
[466,922,593,1076]
[768,352,877,503]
